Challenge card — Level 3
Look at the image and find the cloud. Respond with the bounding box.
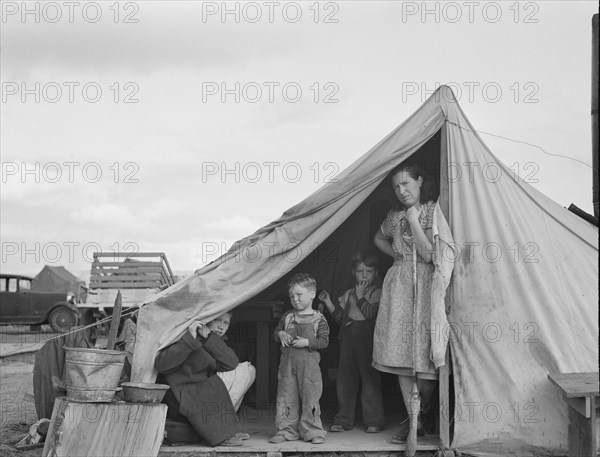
[1,3,320,79]
[70,202,136,227]
[203,215,258,234]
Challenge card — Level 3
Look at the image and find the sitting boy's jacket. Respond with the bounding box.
[329,286,381,341]
[155,331,240,445]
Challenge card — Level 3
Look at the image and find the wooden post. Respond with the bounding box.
[438,122,452,448]
[106,290,122,350]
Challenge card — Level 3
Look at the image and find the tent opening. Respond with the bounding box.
[225,127,455,439]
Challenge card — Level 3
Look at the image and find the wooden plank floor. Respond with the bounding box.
[160,405,442,454]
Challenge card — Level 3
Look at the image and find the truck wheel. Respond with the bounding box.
[49,308,78,333]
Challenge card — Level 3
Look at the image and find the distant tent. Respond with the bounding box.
[32,266,87,302]
[132,86,598,456]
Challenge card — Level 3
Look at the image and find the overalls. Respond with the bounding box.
[275,312,326,441]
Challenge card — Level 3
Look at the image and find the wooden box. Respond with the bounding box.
[42,398,167,457]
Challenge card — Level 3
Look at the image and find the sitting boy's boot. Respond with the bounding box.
[311,436,325,444]
[329,424,344,432]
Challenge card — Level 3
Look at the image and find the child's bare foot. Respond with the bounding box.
[312,436,325,444]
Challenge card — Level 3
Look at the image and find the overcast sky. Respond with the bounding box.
[1,1,598,280]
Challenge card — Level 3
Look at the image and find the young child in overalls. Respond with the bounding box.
[319,249,384,433]
[270,273,330,445]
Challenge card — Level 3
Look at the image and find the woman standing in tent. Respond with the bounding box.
[373,163,439,442]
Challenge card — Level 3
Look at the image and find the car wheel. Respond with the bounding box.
[49,308,78,333]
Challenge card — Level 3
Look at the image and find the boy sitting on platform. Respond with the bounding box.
[156,311,255,447]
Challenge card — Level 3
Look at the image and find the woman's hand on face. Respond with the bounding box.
[405,205,420,224]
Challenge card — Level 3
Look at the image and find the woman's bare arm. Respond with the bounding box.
[374,229,396,258]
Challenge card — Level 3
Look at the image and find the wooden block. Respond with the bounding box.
[42,398,167,457]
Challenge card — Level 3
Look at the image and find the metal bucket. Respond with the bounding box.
[64,347,126,402]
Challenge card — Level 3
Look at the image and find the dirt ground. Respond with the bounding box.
[0,351,41,457]
[0,328,440,457]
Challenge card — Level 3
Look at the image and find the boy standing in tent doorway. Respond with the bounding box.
[319,249,385,434]
[270,273,330,445]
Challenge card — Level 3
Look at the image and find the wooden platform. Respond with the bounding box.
[548,372,600,457]
[159,406,444,454]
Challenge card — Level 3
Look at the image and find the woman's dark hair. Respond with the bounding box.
[389,162,436,210]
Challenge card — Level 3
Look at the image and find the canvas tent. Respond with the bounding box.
[32,265,87,302]
[132,86,598,456]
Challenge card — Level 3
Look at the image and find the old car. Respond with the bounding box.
[0,274,80,332]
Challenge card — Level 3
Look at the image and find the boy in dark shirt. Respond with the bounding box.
[319,249,384,433]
